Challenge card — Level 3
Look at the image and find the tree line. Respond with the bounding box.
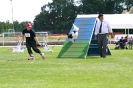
[0,0,133,34]
[0,20,29,33]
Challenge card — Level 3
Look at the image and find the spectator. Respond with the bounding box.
[129,36,133,49]
[119,36,126,49]
[114,41,120,49]
[124,36,128,49]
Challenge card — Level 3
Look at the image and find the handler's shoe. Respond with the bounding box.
[41,53,45,59]
[28,57,35,60]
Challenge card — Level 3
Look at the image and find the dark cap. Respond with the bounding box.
[98,14,103,18]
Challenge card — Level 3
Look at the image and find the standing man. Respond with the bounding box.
[22,22,45,60]
[94,14,114,58]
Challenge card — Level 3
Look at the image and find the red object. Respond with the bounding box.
[26,23,32,28]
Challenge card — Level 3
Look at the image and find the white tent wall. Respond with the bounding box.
[77,14,133,29]
[77,14,133,43]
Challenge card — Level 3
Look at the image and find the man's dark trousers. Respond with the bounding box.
[97,33,108,58]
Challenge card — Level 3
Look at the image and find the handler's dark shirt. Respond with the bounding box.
[22,28,36,42]
[119,39,125,44]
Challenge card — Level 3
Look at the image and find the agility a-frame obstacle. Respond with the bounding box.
[58,15,111,59]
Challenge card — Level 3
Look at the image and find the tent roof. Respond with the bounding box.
[77,14,133,29]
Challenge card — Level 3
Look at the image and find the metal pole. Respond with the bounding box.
[125,28,126,35]
[10,0,14,30]
[128,28,129,35]
[2,33,4,46]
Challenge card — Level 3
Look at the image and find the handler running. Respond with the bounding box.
[22,22,45,60]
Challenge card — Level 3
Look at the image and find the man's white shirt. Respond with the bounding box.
[95,20,112,35]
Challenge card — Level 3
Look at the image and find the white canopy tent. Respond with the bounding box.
[77,14,133,42]
[77,14,133,29]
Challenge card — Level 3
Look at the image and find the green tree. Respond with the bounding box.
[0,20,29,33]
[124,0,133,11]
[1,0,133,34]
[0,22,5,33]
[19,21,29,31]
[34,0,77,33]
[78,0,123,14]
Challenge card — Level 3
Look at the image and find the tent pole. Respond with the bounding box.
[125,28,126,35]
[128,28,129,35]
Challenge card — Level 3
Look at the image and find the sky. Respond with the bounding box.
[0,0,52,23]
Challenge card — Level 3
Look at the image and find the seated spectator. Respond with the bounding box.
[114,41,120,49]
[124,36,128,49]
[128,36,133,49]
[119,36,126,49]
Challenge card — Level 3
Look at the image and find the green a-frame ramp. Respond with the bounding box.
[58,15,111,59]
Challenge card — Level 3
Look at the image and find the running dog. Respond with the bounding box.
[67,24,79,43]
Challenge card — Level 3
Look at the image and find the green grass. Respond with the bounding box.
[58,42,89,58]
[0,45,133,88]
[1,36,66,42]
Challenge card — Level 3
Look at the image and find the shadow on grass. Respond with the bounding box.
[57,56,101,59]
[110,49,131,50]
[86,56,100,59]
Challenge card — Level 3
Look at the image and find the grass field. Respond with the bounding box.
[1,36,67,42]
[0,45,133,88]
